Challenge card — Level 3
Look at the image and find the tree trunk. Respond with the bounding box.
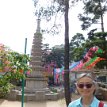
[99,0,104,32]
[64,0,71,106]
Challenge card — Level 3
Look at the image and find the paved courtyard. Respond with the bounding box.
[0,99,66,107]
[0,94,107,107]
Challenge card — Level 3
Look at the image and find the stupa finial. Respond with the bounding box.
[36,15,41,33]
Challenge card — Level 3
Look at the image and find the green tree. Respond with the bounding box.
[46,46,64,67]
[78,0,107,31]
[69,33,85,62]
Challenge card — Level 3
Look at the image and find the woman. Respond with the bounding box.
[68,73,107,107]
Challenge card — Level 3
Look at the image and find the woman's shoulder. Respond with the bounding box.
[94,97,107,107]
[68,98,81,107]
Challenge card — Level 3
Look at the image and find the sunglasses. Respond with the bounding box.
[76,83,93,89]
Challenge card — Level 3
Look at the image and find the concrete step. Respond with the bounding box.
[17,94,35,101]
[45,93,59,101]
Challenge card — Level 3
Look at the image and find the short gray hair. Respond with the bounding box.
[76,73,96,82]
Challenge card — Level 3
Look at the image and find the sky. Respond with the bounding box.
[0,0,107,55]
[0,0,36,54]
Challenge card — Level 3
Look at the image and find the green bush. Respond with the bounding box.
[0,82,14,98]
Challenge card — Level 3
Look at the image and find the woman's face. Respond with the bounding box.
[76,76,96,97]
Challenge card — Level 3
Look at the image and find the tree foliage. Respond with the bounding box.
[69,33,85,61]
[42,44,64,68]
[0,44,31,97]
[78,0,107,31]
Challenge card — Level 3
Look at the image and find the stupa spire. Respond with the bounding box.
[36,18,40,33]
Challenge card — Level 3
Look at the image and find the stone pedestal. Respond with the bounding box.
[45,93,59,101]
[26,77,47,91]
[35,91,45,101]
